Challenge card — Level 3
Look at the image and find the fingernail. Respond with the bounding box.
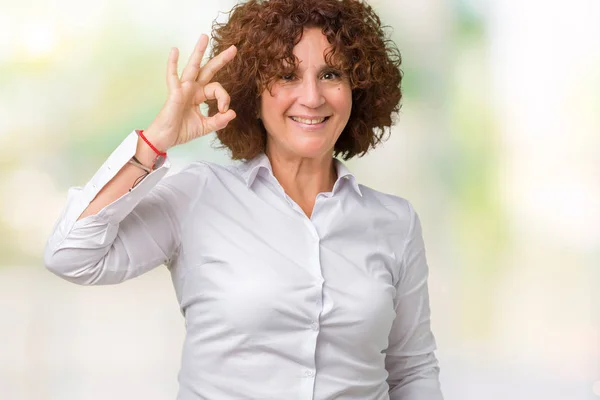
[224,103,229,112]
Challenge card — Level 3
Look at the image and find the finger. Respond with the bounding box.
[198,82,231,113]
[166,47,181,91]
[181,34,209,82]
[196,45,237,85]
[203,109,236,133]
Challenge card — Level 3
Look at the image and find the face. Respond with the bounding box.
[259,27,352,160]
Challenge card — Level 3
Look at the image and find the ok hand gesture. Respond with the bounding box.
[144,34,237,152]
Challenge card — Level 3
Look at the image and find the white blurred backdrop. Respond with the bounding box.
[0,0,598,399]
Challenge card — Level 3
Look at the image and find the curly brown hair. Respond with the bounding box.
[208,0,402,161]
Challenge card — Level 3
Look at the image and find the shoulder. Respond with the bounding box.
[359,184,416,220]
[357,184,419,235]
[164,159,241,182]
[159,159,246,193]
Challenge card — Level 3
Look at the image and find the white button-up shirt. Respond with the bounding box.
[44,131,443,400]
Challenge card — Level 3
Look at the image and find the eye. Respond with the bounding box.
[280,73,296,81]
[322,70,341,80]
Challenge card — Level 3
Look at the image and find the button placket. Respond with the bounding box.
[298,368,316,400]
[303,218,319,242]
[301,219,322,398]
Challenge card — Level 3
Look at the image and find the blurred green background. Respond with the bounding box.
[1,0,598,399]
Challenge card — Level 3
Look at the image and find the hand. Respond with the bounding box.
[144,34,237,152]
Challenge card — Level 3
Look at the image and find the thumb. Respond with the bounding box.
[205,109,236,132]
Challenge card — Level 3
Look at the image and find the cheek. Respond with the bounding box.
[336,90,352,118]
[261,91,292,119]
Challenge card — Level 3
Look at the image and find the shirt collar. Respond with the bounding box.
[239,153,362,197]
[333,158,362,197]
[239,152,272,189]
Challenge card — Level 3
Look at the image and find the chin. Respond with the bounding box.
[289,138,334,159]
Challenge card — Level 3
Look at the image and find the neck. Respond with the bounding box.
[265,148,337,217]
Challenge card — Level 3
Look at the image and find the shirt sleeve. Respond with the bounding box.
[43,130,200,285]
[385,202,444,400]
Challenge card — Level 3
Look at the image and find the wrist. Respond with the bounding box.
[134,129,168,170]
[135,138,159,169]
[142,124,174,153]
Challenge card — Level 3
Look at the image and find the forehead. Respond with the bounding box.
[291,27,333,65]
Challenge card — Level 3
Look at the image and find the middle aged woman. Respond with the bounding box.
[44,0,444,399]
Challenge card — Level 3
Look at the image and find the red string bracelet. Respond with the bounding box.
[134,129,167,171]
[136,130,167,158]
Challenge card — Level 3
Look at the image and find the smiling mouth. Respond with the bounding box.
[289,116,330,125]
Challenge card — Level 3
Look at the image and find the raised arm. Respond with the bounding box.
[78,34,237,221]
[44,34,237,285]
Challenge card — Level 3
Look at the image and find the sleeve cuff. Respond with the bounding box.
[60,130,171,233]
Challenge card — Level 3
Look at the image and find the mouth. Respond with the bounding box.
[289,116,331,126]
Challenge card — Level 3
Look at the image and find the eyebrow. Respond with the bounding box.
[291,62,339,74]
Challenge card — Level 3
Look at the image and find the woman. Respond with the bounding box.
[44,0,443,399]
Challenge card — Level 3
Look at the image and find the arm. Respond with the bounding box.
[385,203,443,400]
[43,131,200,285]
[77,129,165,221]
[44,34,238,285]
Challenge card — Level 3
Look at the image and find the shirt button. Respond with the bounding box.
[304,369,315,377]
[310,322,319,331]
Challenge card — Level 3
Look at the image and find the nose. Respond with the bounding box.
[298,77,325,109]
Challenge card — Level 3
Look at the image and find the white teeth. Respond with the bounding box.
[291,116,326,125]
